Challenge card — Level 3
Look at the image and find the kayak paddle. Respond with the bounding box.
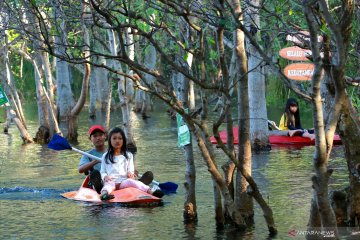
[48,134,178,193]
[48,133,100,160]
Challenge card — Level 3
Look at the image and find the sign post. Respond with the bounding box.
[279,46,312,61]
[176,109,190,147]
[0,87,9,106]
[280,30,324,81]
[283,63,315,81]
[286,31,323,44]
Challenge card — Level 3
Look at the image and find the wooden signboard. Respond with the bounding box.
[286,31,323,44]
[279,46,312,61]
[283,63,315,81]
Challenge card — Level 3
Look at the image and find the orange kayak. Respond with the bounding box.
[62,176,162,206]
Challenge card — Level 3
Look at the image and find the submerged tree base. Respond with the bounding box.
[183,202,198,224]
[33,126,50,144]
[252,138,271,153]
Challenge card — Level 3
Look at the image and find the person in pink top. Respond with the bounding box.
[99,127,164,200]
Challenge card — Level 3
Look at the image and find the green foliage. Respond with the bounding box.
[183,52,188,62]
[349,87,360,115]
[10,56,36,99]
[266,75,288,106]
[137,21,151,33]
[70,67,83,98]
[209,49,218,61]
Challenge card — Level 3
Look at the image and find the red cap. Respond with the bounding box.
[88,125,106,136]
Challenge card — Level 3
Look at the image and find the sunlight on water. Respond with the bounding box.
[0,104,350,239]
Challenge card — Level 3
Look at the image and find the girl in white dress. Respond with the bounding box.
[100,127,163,200]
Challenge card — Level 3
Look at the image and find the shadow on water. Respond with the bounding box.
[0,103,352,239]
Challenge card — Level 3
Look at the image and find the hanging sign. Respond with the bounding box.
[286,31,323,44]
[279,46,312,61]
[176,109,190,147]
[283,63,315,81]
[0,87,9,106]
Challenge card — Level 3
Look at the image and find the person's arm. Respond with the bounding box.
[78,158,101,174]
[127,152,135,179]
[100,153,108,181]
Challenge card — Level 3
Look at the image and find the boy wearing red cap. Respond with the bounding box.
[78,125,107,193]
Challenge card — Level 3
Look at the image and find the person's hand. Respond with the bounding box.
[104,175,112,182]
[127,172,135,179]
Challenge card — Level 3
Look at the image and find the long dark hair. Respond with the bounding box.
[105,127,128,164]
[284,98,301,129]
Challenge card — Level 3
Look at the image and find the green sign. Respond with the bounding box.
[176,109,190,147]
[0,87,9,106]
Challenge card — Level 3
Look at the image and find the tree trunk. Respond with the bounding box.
[1,32,27,127]
[26,8,60,141]
[118,27,136,151]
[303,2,340,237]
[88,70,97,119]
[118,76,136,150]
[173,68,197,222]
[215,5,237,224]
[6,106,33,143]
[93,34,109,111]
[321,23,360,227]
[54,18,75,138]
[33,55,51,143]
[189,125,246,229]
[231,0,254,225]
[134,45,156,118]
[245,0,270,150]
[0,32,31,141]
[338,100,360,227]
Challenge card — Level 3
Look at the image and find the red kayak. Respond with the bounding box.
[62,176,162,206]
[210,126,342,146]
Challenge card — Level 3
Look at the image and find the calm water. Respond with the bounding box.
[0,104,351,239]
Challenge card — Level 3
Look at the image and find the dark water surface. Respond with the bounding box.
[0,104,351,239]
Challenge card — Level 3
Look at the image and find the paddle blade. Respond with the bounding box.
[48,134,72,151]
[159,182,178,194]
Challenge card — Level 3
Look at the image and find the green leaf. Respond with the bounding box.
[184,52,188,62]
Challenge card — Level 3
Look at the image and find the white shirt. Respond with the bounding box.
[100,152,134,183]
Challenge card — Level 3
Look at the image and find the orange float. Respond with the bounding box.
[62,176,163,206]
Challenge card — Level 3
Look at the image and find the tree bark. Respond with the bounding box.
[231,0,254,225]
[338,100,360,226]
[302,1,342,237]
[6,106,33,143]
[173,67,197,222]
[135,45,156,118]
[118,27,136,151]
[245,0,270,150]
